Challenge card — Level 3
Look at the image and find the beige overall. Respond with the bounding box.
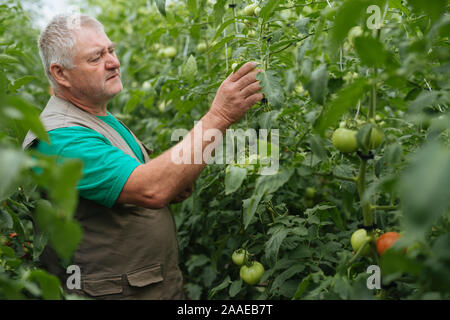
[22,96,185,299]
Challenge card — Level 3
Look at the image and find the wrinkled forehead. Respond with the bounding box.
[72,27,113,59]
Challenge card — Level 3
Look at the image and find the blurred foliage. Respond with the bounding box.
[0,0,449,300]
[0,1,83,299]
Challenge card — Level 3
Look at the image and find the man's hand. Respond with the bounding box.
[209,61,264,126]
[170,183,194,204]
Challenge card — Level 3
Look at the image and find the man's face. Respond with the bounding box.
[65,27,123,103]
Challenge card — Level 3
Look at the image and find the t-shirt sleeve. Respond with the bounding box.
[35,126,141,208]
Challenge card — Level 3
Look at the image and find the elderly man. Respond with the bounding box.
[21,14,263,299]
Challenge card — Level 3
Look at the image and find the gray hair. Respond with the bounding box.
[38,13,104,88]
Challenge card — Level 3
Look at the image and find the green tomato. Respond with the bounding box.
[295,83,304,94]
[302,5,313,15]
[196,42,207,53]
[369,127,384,149]
[331,128,358,153]
[243,4,257,16]
[232,249,249,266]
[254,6,261,16]
[348,26,363,46]
[163,46,177,58]
[351,229,372,256]
[305,187,316,199]
[240,261,264,285]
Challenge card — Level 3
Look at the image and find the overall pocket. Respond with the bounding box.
[123,264,165,299]
[82,276,123,298]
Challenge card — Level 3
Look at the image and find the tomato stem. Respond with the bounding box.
[369,79,377,121]
[370,204,398,212]
[356,158,372,226]
[231,1,239,35]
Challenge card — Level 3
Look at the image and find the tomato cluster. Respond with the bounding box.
[331,125,384,154]
[231,249,264,286]
[350,230,403,257]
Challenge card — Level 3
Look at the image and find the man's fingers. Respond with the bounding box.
[236,70,262,90]
[245,92,264,106]
[241,81,262,98]
[229,61,258,82]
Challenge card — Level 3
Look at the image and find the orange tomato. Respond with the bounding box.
[376,232,401,255]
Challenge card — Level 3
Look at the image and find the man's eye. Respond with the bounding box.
[92,56,100,62]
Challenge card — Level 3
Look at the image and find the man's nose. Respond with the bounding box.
[105,52,120,69]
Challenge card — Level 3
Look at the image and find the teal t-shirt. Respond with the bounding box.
[34,111,145,208]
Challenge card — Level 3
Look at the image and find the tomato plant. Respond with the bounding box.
[1,0,449,300]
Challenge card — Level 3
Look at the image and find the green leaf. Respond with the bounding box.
[255,167,294,195]
[408,0,447,22]
[242,192,263,229]
[47,159,83,216]
[8,75,37,94]
[0,148,25,201]
[265,224,289,265]
[314,79,367,136]
[0,54,19,66]
[242,169,293,229]
[305,64,328,105]
[399,141,450,237]
[0,245,16,258]
[355,122,373,153]
[212,18,236,41]
[28,270,61,300]
[155,0,166,17]
[4,206,27,242]
[380,249,423,285]
[258,110,280,130]
[229,279,242,298]
[408,90,443,114]
[292,274,313,300]
[331,0,368,47]
[260,0,282,21]
[181,55,198,84]
[297,38,311,64]
[272,264,305,290]
[385,143,403,167]
[3,96,49,143]
[256,69,284,108]
[213,0,227,25]
[308,134,327,160]
[209,276,231,299]
[225,165,247,195]
[124,92,143,114]
[207,35,235,53]
[35,200,83,262]
[354,36,387,68]
[187,0,198,16]
[389,0,410,16]
[295,16,310,34]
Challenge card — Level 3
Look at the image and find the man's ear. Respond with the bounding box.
[49,63,71,88]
